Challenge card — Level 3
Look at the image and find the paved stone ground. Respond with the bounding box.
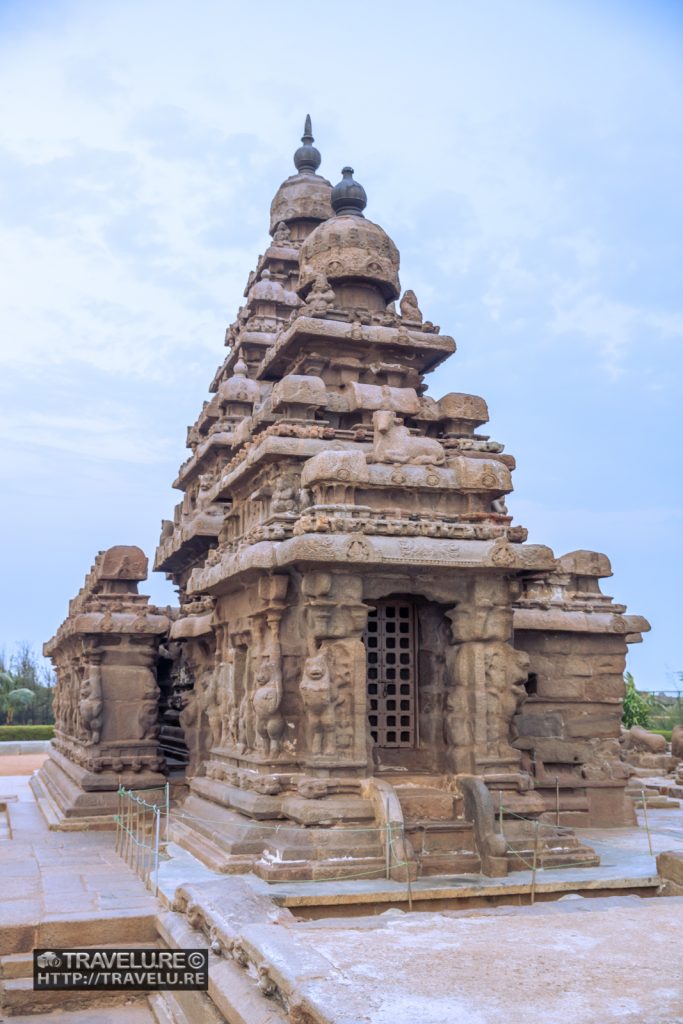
[0,753,48,776]
[4,760,683,1024]
[0,773,156,941]
[273,895,683,1024]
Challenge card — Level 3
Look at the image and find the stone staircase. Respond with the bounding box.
[502,818,600,872]
[390,777,482,877]
[0,936,157,1018]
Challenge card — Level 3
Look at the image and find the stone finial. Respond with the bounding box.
[293,114,322,174]
[331,167,367,217]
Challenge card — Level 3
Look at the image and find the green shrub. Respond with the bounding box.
[622,672,655,729]
[0,725,54,741]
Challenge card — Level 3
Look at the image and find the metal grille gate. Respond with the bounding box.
[365,601,417,748]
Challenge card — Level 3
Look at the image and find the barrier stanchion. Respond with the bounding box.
[641,785,654,856]
[385,797,391,879]
[153,804,161,896]
[402,822,413,912]
[528,819,540,909]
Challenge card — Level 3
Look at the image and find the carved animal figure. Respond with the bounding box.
[622,724,667,754]
[672,724,683,761]
[299,652,337,755]
[79,671,103,746]
[399,289,423,323]
[252,658,285,757]
[137,700,159,741]
[370,410,445,466]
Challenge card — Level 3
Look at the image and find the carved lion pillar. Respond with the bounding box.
[299,572,369,768]
[447,575,529,787]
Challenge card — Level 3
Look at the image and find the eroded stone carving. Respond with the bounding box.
[253,657,285,756]
[399,289,423,323]
[300,651,337,755]
[369,410,445,465]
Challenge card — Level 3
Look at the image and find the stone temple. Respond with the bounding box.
[34,118,650,881]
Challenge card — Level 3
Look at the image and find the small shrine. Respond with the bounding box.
[33,546,169,826]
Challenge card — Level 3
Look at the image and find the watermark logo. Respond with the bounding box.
[36,952,62,969]
[33,948,208,991]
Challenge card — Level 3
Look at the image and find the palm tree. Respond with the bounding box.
[0,669,34,725]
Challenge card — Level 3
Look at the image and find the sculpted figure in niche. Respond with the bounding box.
[79,663,103,746]
[273,221,291,244]
[252,657,285,757]
[300,651,338,756]
[370,409,445,466]
[203,672,223,750]
[399,289,423,323]
[271,475,298,514]
[216,658,237,746]
[304,273,336,317]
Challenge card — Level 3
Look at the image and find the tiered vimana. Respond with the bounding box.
[151,118,650,880]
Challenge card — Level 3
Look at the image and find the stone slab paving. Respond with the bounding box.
[0,774,157,950]
[4,766,683,1024]
[267,895,683,1024]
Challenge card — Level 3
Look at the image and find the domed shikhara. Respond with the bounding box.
[269,116,333,240]
[298,166,400,309]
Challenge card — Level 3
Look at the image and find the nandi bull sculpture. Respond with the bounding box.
[369,409,445,466]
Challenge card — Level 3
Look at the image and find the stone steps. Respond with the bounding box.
[170,819,258,875]
[394,785,483,877]
[415,851,482,876]
[254,854,388,882]
[0,942,159,1017]
[0,908,158,957]
[392,785,457,821]
[148,989,226,1024]
[505,835,600,872]
[0,977,150,1017]
[155,909,288,1024]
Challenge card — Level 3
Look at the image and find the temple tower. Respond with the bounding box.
[152,121,649,879]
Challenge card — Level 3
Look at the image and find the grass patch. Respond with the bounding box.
[0,725,54,741]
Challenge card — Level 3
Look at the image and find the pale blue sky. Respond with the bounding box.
[0,0,681,688]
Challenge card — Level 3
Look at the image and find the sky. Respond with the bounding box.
[0,0,681,689]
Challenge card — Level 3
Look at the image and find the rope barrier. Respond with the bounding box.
[112,776,682,901]
[115,784,168,896]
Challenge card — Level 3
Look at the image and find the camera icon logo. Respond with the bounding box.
[37,951,61,968]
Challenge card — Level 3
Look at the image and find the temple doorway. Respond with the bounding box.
[365,599,418,749]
